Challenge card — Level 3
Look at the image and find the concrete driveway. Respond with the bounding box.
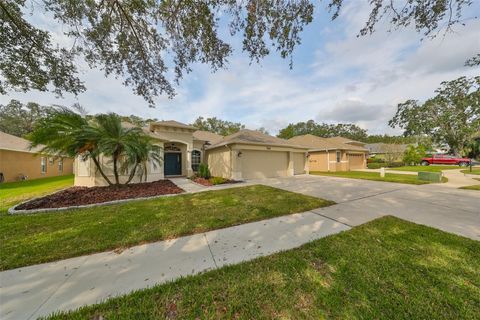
[254,174,480,241]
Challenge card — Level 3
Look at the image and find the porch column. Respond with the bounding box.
[287,152,294,176]
[186,144,194,177]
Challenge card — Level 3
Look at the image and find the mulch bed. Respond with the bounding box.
[190,177,239,186]
[15,180,184,210]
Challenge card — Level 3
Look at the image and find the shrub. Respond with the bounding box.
[198,163,211,179]
[403,145,426,166]
[210,176,226,185]
[388,161,405,168]
[367,157,385,163]
[367,163,384,169]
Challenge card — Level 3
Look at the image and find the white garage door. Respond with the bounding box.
[293,152,305,175]
[241,150,289,179]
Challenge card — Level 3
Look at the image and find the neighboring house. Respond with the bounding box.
[0,131,74,182]
[365,143,409,161]
[288,134,368,171]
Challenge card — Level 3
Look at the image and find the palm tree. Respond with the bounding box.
[29,108,162,186]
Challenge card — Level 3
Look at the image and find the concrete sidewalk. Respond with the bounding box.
[0,211,349,320]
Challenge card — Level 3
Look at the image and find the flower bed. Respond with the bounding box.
[190,176,239,186]
[14,180,184,211]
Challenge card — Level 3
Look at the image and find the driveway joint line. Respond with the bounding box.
[336,188,403,204]
[310,210,353,228]
[203,233,218,269]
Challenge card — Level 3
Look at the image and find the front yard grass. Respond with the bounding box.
[460,178,480,191]
[390,165,462,172]
[0,185,332,270]
[46,216,480,320]
[311,171,434,184]
[0,175,74,215]
[461,168,480,175]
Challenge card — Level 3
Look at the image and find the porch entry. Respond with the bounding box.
[164,153,182,176]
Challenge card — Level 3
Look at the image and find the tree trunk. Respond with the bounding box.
[112,152,120,185]
[125,161,139,184]
[91,155,113,185]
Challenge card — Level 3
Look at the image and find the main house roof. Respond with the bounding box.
[192,130,223,144]
[207,129,308,150]
[288,134,368,152]
[0,131,43,154]
[150,120,197,130]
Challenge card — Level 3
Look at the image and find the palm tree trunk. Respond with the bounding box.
[91,155,114,185]
[125,161,139,184]
[112,153,120,185]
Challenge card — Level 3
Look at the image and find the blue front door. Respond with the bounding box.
[164,153,182,176]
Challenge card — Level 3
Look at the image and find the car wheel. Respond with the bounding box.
[458,162,468,167]
[421,161,429,166]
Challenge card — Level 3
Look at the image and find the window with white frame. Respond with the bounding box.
[41,157,47,173]
[58,158,63,172]
[336,151,341,163]
[191,150,201,171]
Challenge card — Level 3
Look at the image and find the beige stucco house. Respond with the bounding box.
[74,121,309,186]
[288,134,368,171]
[0,131,74,182]
[74,121,222,186]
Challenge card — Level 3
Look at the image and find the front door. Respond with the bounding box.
[164,153,182,176]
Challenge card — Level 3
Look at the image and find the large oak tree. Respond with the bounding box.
[1,0,475,106]
[389,76,480,155]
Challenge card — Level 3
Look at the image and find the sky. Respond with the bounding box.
[1,1,479,135]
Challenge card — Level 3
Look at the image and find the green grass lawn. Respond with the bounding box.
[461,168,480,175]
[311,171,435,184]
[0,175,74,215]
[0,185,332,270]
[45,216,480,320]
[390,165,462,172]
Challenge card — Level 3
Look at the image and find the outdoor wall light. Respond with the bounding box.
[237,151,243,158]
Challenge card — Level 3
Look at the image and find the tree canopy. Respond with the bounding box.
[192,116,245,136]
[1,0,475,106]
[389,76,480,156]
[0,99,54,137]
[277,120,368,141]
[29,109,161,185]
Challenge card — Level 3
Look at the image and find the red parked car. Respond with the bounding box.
[421,154,471,166]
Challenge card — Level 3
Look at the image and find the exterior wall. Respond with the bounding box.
[330,151,349,172]
[0,150,73,182]
[293,152,306,175]
[74,150,164,187]
[151,125,195,177]
[206,147,231,179]
[308,152,329,172]
[309,150,366,172]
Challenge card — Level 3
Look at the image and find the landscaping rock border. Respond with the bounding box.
[8,191,184,215]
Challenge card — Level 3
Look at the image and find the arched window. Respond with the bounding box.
[191,150,201,171]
